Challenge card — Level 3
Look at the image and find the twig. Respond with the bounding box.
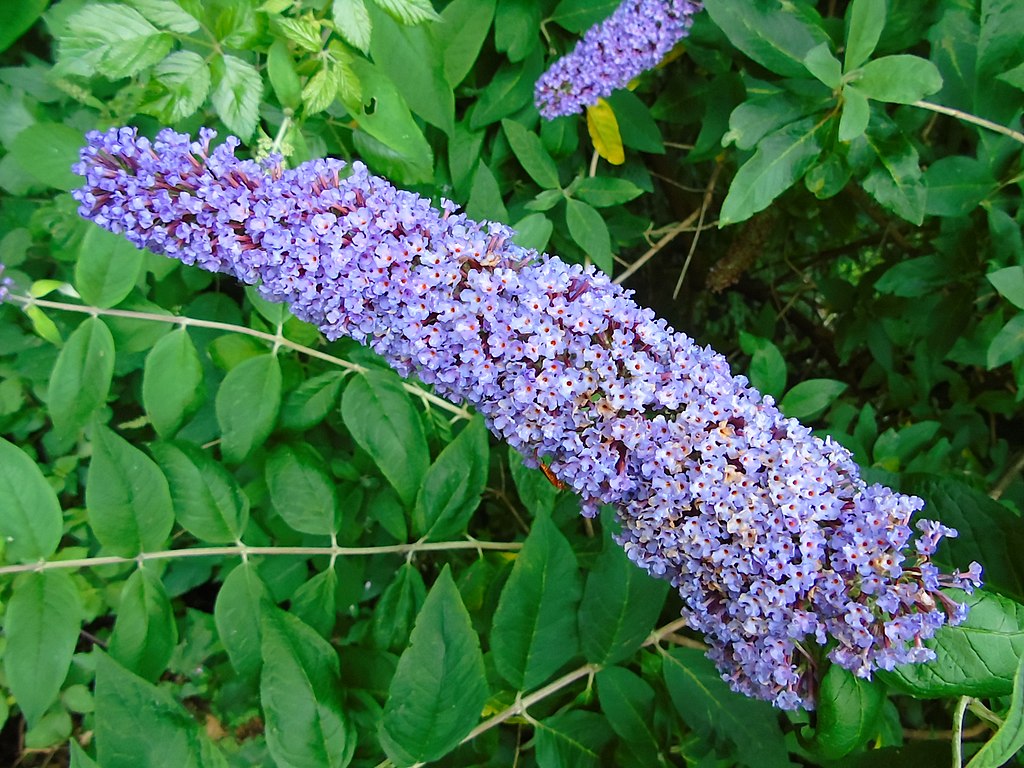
[613,210,700,285]
[672,161,723,299]
[951,695,970,768]
[9,294,472,421]
[914,100,1024,146]
[990,451,1024,500]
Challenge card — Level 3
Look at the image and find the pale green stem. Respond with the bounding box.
[952,695,971,768]
[914,100,1024,146]
[0,540,524,577]
[8,294,472,420]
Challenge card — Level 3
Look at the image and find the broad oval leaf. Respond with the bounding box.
[779,378,848,421]
[535,710,613,768]
[86,424,174,556]
[59,5,173,80]
[372,563,427,651]
[215,352,282,464]
[109,568,178,682]
[76,221,144,308]
[341,368,429,508]
[279,370,346,431]
[3,571,83,726]
[290,568,339,640]
[574,177,644,208]
[150,440,249,544]
[147,50,211,123]
[491,514,583,690]
[883,590,1024,698]
[266,443,339,536]
[47,316,115,443]
[143,328,205,437]
[806,665,885,760]
[413,416,489,540]
[853,55,943,104]
[260,606,350,768]
[0,438,63,563]
[379,566,488,766]
[95,652,206,768]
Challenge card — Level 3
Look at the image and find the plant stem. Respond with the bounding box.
[0,540,524,577]
[914,100,1024,146]
[952,695,971,768]
[9,294,472,420]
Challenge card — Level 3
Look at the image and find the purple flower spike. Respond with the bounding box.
[535,0,702,119]
[73,127,982,710]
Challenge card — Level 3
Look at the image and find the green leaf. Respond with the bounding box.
[368,6,453,134]
[724,89,827,151]
[780,378,847,420]
[373,0,440,24]
[413,416,489,540]
[574,177,644,208]
[803,42,841,89]
[110,568,178,682]
[372,563,427,651]
[719,116,825,226]
[211,54,262,141]
[987,314,1024,369]
[47,317,115,442]
[508,448,558,517]
[739,331,787,399]
[491,515,583,690]
[703,0,830,78]
[966,656,1024,768]
[303,65,340,116]
[127,0,200,33]
[349,58,433,185]
[596,667,662,765]
[333,0,372,53]
[839,84,870,141]
[216,353,282,464]
[279,370,346,431]
[512,212,553,252]
[470,47,543,129]
[550,0,618,33]
[266,444,339,536]
[0,438,63,563]
[150,440,249,544]
[341,368,429,508]
[146,50,211,122]
[59,5,173,79]
[534,710,613,768]
[852,55,943,103]
[883,590,1024,698]
[69,741,101,768]
[807,665,885,760]
[87,424,175,556]
[277,16,322,52]
[860,117,925,224]
[10,123,84,191]
[143,328,204,437]
[380,566,488,766]
[663,647,791,768]
[503,119,561,189]
[215,562,272,678]
[495,0,540,61]
[923,156,995,217]
[566,199,612,273]
[606,90,663,154]
[988,266,1024,311]
[290,569,339,639]
[267,39,302,109]
[260,606,350,768]
[875,255,950,298]
[466,160,509,222]
[438,0,495,86]
[95,652,206,768]
[578,538,668,665]
[843,0,885,71]
[3,571,83,726]
[998,61,1024,91]
[0,0,48,54]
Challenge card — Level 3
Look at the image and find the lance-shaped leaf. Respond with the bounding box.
[214,562,272,678]
[109,568,178,682]
[491,514,583,690]
[596,666,663,765]
[0,438,63,563]
[87,424,174,556]
[503,119,560,188]
[379,566,488,766]
[215,352,282,464]
[266,443,339,536]
[47,316,114,443]
[534,710,613,768]
[260,606,350,768]
[413,415,489,540]
[3,571,83,726]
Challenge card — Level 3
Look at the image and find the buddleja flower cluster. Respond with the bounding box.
[72,127,982,710]
[535,0,702,119]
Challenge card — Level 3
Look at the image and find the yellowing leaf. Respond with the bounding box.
[586,99,624,166]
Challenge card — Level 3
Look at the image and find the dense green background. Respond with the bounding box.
[0,0,1022,766]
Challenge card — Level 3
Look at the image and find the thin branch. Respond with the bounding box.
[914,100,1024,146]
[672,161,723,299]
[9,294,472,420]
[613,209,700,285]
[990,451,1024,500]
[903,721,990,741]
[0,540,524,577]
[952,695,971,768]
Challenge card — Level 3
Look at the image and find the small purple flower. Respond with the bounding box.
[73,127,982,710]
[535,0,702,119]
[0,262,12,304]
